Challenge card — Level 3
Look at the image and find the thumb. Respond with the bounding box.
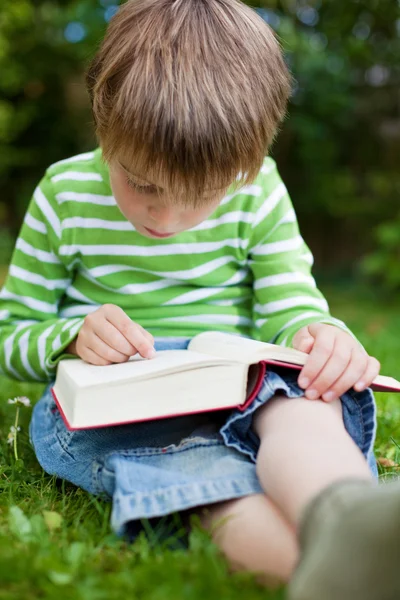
[292,326,315,354]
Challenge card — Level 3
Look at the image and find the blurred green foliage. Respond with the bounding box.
[362,214,400,291]
[0,0,399,280]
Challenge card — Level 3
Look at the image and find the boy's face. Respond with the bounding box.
[109,161,225,239]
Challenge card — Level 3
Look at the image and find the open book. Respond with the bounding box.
[52,331,400,430]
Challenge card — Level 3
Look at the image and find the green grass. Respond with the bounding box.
[0,284,399,599]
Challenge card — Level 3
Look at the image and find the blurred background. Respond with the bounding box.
[0,0,399,289]
[1,0,400,533]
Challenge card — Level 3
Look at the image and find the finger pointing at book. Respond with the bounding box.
[293,323,380,402]
[66,304,155,366]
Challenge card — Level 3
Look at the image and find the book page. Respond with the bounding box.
[188,332,400,391]
[188,331,307,366]
[59,350,231,389]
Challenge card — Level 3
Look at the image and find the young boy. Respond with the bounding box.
[1,0,399,598]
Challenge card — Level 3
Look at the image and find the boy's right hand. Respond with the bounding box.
[66,304,155,365]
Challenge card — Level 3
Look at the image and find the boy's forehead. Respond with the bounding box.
[118,160,159,186]
[117,158,232,197]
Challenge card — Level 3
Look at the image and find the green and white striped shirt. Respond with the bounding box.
[0,148,346,382]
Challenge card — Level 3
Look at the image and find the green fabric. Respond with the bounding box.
[0,148,348,381]
[289,480,400,600]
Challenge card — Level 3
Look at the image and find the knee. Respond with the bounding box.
[199,496,298,585]
[252,393,292,439]
[253,394,345,441]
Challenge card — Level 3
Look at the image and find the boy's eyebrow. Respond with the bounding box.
[118,161,163,191]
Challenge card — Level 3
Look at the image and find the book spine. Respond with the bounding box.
[238,362,266,412]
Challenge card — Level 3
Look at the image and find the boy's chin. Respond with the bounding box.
[138,225,179,239]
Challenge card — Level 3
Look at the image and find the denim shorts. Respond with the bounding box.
[29,337,377,536]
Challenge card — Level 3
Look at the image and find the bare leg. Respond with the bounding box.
[253,394,373,526]
[196,393,374,588]
[199,493,298,585]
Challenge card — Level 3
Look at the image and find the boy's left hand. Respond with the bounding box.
[292,323,380,402]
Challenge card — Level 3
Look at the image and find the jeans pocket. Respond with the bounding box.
[52,404,75,453]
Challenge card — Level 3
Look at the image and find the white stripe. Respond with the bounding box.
[254,272,316,290]
[118,278,180,295]
[250,208,297,254]
[255,296,329,316]
[221,185,263,206]
[280,335,289,347]
[51,171,103,182]
[255,318,268,328]
[62,217,134,231]
[38,323,57,373]
[251,235,303,256]
[253,183,287,227]
[18,330,41,380]
[65,286,98,307]
[25,213,47,234]
[87,264,141,278]
[191,211,253,232]
[56,191,116,206]
[269,311,324,342]
[280,208,296,224]
[49,322,82,356]
[223,267,249,287]
[83,268,180,296]
[10,319,38,327]
[301,252,314,266]
[4,338,24,380]
[61,318,82,332]
[164,268,248,306]
[208,297,249,306]
[69,321,83,340]
[0,309,10,321]
[9,265,69,291]
[85,265,248,297]
[59,238,248,257]
[160,314,253,326]
[79,267,180,296]
[16,238,60,264]
[48,320,82,364]
[0,289,57,314]
[260,161,276,175]
[52,151,95,167]
[87,255,239,281]
[34,187,61,238]
[164,287,222,306]
[4,323,32,380]
[274,317,351,344]
[52,334,62,351]
[59,305,99,318]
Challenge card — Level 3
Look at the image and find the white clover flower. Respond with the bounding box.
[7,425,21,445]
[17,396,31,407]
[7,396,31,407]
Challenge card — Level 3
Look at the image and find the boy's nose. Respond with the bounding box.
[148,205,179,231]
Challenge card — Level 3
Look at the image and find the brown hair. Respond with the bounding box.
[86,0,291,204]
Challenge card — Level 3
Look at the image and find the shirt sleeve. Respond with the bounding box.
[0,173,84,381]
[249,162,351,347]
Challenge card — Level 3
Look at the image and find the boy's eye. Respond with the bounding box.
[126,177,157,195]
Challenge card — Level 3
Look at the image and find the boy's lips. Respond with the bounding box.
[144,226,175,238]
